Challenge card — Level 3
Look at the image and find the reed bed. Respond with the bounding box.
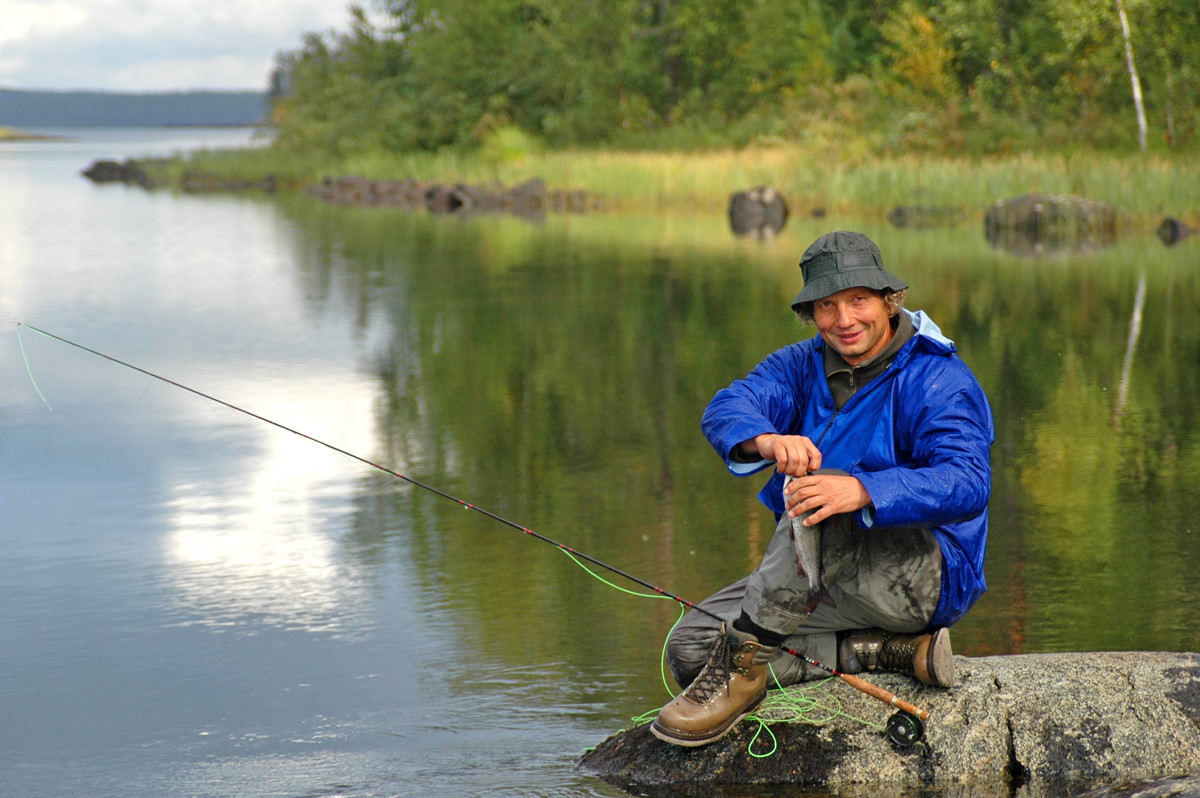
[178,141,1200,226]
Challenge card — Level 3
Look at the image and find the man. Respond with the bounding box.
[651,230,993,747]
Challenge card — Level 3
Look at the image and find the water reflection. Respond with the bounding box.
[280,203,1200,662]
[4,129,1199,798]
[161,374,379,637]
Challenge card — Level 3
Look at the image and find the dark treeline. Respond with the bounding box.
[0,89,268,128]
[266,0,1200,157]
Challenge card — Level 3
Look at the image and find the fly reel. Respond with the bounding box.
[885,710,925,747]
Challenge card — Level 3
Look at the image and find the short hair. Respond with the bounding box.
[794,288,908,325]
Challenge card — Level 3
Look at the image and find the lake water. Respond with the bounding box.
[1,128,1197,798]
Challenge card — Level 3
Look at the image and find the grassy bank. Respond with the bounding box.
[172,139,1200,227]
[0,126,65,142]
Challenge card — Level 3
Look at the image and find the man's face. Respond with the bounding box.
[813,287,893,366]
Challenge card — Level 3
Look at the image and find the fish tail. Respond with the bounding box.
[804,588,837,614]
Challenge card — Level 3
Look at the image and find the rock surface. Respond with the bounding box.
[728,185,789,237]
[305,174,595,218]
[577,652,1200,797]
[983,193,1118,255]
[1157,216,1194,246]
[81,158,155,187]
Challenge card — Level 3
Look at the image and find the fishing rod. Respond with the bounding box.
[17,322,930,745]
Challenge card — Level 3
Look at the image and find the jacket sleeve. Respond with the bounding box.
[700,344,810,475]
[853,357,994,528]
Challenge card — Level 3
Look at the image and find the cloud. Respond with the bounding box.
[0,0,359,92]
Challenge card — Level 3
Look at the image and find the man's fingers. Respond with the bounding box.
[801,507,829,526]
[775,441,808,475]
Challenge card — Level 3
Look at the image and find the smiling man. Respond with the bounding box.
[651,231,994,747]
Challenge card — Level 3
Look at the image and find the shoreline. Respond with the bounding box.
[84,149,1199,244]
[0,126,70,142]
[153,141,1200,229]
[72,136,1200,234]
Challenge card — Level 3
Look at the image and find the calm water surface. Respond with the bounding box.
[1,129,1197,798]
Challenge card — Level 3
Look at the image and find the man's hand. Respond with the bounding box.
[783,473,872,526]
[742,433,822,477]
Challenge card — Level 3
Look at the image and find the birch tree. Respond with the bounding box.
[1114,0,1148,152]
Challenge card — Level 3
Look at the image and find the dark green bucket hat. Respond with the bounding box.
[791,231,908,311]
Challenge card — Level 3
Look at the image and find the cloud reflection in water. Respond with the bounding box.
[160,374,379,639]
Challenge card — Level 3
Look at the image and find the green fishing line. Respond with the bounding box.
[17,323,54,410]
[559,548,882,757]
[561,549,686,698]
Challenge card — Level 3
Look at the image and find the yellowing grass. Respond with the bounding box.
[177,141,1200,225]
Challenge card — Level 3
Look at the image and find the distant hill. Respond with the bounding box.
[0,88,268,127]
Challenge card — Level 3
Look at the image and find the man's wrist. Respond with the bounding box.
[730,439,762,463]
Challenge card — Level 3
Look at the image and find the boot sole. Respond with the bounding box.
[925,627,955,688]
[648,691,766,747]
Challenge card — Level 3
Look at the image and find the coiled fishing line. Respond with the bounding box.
[562,549,883,758]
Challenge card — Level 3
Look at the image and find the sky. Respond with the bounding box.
[0,0,369,93]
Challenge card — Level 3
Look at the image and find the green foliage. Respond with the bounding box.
[262,0,1200,157]
[269,6,416,155]
[479,125,544,164]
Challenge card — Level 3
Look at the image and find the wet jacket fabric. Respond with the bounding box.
[701,310,994,629]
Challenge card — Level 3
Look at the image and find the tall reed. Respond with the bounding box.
[175,141,1200,225]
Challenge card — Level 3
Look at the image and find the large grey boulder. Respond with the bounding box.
[983,193,1117,255]
[578,652,1200,797]
[728,185,789,238]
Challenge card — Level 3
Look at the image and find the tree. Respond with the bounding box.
[265,0,1200,155]
[269,6,415,154]
[1114,0,1148,152]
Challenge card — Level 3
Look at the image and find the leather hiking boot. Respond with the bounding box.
[650,625,778,747]
[838,627,955,687]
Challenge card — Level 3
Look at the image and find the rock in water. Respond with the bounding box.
[578,652,1200,797]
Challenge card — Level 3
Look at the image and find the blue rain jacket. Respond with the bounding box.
[701,310,994,629]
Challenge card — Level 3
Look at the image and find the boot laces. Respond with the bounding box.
[681,632,735,704]
[878,633,918,675]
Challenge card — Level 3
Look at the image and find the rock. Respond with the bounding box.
[304,175,592,219]
[984,194,1117,256]
[81,158,284,193]
[506,177,547,210]
[425,182,469,213]
[1157,217,1193,246]
[577,652,1200,797]
[729,185,789,238]
[81,158,154,187]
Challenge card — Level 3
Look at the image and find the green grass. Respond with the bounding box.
[0,126,64,142]
[166,138,1200,228]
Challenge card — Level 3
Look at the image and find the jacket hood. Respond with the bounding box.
[906,309,956,354]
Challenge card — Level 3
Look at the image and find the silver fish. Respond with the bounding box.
[784,475,834,614]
